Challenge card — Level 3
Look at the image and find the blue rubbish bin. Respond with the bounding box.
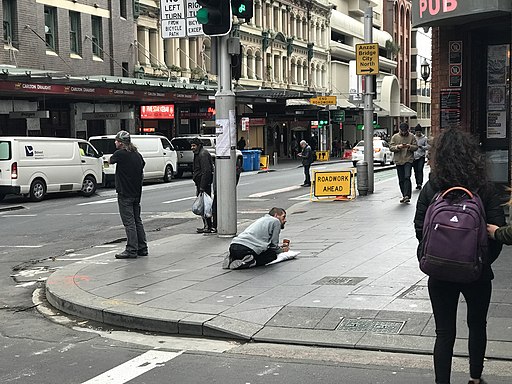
[252,150,261,171]
[241,150,252,172]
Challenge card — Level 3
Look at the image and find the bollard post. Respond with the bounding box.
[356,161,369,196]
[273,152,278,166]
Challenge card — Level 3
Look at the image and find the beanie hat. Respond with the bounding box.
[190,137,202,146]
[399,123,409,132]
[115,130,131,144]
[414,124,423,132]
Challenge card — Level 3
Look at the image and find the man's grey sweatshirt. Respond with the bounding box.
[231,215,282,254]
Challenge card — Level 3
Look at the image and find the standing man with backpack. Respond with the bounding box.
[414,128,505,384]
[297,140,313,187]
[390,122,418,203]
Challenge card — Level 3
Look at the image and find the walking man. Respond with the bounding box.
[390,122,418,203]
[110,130,148,259]
[191,137,214,233]
[412,124,428,190]
[297,140,313,187]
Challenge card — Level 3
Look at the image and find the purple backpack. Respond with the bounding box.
[420,187,488,283]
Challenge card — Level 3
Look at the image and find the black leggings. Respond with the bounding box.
[428,277,492,384]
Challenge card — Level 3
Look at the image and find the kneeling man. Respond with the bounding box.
[223,207,289,270]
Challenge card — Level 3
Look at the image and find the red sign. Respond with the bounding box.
[142,127,156,133]
[140,104,175,119]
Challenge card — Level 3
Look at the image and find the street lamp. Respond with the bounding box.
[421,59,431,96]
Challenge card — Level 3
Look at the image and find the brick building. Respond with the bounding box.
[412,1,512,185]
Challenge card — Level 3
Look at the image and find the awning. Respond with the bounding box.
[286,97,360,109]
[374,100,417,117]
[335,98,359,109]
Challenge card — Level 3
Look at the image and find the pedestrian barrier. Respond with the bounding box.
[342,150,352,159]
[260,155,269,170]
[316,150,330,161]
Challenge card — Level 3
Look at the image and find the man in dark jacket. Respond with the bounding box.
[109,130,148,259]
[191,137,214,233]
[297,140,313,187]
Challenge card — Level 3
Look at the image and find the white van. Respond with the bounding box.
[89,135,177,186]
[0,137,103,202]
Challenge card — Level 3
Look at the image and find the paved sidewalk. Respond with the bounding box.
[45,168,512,360]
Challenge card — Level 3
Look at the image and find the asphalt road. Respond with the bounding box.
[8,164,506,384]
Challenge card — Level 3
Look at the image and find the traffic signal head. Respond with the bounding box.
[318,110,329,128]
[232,0,253,21]
[196,0,232,36]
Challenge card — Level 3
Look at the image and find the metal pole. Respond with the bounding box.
[215,36,237,236]
[363,7,375,193]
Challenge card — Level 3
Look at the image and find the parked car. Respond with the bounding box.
[171,136,243,178]
[352,138,394,167]
[89,134,177,186]
[0,136,103,202]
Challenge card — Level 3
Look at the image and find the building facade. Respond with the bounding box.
[412,1,512,185]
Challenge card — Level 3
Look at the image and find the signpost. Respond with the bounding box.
[160,0,203,38]
[355,43,379,75]
[310,96,337,105]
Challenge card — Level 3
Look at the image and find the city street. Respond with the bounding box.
[2,161,512,383]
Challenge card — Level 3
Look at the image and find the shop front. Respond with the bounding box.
[412,1,512,184]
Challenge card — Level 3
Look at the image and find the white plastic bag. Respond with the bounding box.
[203,192,213,218]
[192,192,205,216]
[192,192,213,218]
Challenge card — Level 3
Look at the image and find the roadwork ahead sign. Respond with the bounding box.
[355,43,379,75]
[313,171,352,197]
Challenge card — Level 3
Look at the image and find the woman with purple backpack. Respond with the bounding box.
[413,128,505,384]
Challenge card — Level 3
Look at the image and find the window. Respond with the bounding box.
[91,16,103,58]
[69,11,81,55]
[3,0,16,45]
[0,141,11,160]
[120,0,127,19]
[44,6,57,51]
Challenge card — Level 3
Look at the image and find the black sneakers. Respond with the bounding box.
[137,249,148,256]
[115,251,137,259]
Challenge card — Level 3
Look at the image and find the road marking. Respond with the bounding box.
[248,185,301,198]
[78,198,118,206]
[81,350,183,384]
[0,245,43,248]
[162,196,196,204]
[2,214,37,217]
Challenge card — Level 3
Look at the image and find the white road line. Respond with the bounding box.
[162,196,196,204]
[2,214,37,217]
[77,198,118,206]
[0,245,43,248]
[81,350,183,384]
[248,185,301,198]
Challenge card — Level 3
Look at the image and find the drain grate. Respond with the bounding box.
[337,318,405,334]
[313,276,366,286]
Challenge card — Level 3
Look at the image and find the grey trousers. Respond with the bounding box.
[118,194,147,254]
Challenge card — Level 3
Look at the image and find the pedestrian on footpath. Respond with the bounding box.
[412,124,429,190]
[191,137,214,234]
[109,130,148,259]
[297,140,313,187]
[222,207,289,269]
[414,128,505,384]
[390,122,418,203]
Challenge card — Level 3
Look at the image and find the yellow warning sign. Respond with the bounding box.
[313,171,352,197]
[355,43,379,75]
[260,155,269,170]
[310,96,337,105]
[315,150,330,162]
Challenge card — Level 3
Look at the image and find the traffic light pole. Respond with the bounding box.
[363,8,375,193]
[215,35,237,236]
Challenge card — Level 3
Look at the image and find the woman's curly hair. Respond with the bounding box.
[430,128,487,192]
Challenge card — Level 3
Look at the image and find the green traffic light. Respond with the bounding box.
[196,8,209,24]
[238,4,246,13]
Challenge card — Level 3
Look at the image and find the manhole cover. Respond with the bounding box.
[313,276,366,286]
[400,285,430,300]
[337,318,405,334]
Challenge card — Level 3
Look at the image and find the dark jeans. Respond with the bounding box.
[413,156,426,187]
[117,194,147,255]
[303,164,311,185]
[229,243,277,267]
[196,184,213,230]
[428,277,492,384]
[396,162,413,198]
